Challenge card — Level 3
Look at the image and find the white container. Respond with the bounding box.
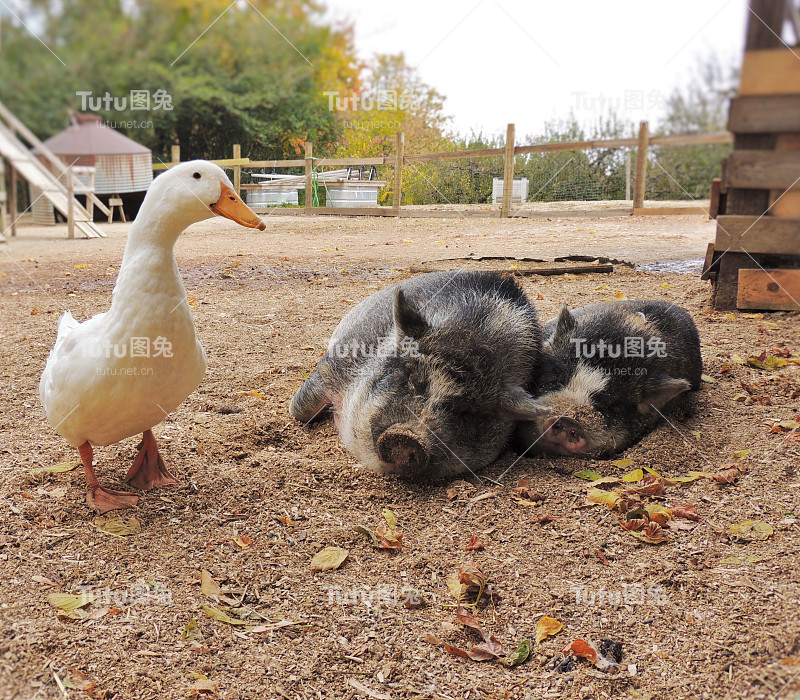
[325,182,381,208]
[491,177,529,204]
[247,188,299,207]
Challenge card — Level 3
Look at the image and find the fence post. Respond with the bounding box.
[232,144,241,195]
[305,142,313,209]
[67,167,75,240]
[633,121,649,211]
[393,131,405,214]
[170,145,180,166]
[625,149,631,201]
[501,122,515,217]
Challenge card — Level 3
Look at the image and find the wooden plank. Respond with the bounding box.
[701,242,716,280]
[154,157,250,170]
[716,214,800,254]
[633,121,649,209]
[633,206,708,216]
[649,132,732,146]
[316,157,391,167]
[393,132,404,212]
[247,159,306,168]
[232,144,241,195]
[709,179,722,219]
[170,144,180,164]
[726,150,800,190]
[729,95,800,133]
[745,0,786,50]
[501,123,515,218]
[737,268,800,310]
[725,134,775,215]
[740,49,800,96]
[67,169,74,239]
[304,142,313,210]
[768,133,800,217]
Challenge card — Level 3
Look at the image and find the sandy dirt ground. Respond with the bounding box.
[1,207,799,700]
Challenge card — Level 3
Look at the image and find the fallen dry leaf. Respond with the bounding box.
[310,546,349,571]
[535,616,563,644]
[630,522,670,544]
[728,520,774,541]
[93,514,141,537]
[464,534,484,551]
[671,504,701,521]
[562,639,597,664]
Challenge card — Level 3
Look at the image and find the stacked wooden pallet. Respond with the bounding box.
[704,1,800,311]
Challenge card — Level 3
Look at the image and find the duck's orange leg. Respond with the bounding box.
[124,429,178,491]
[79,442,139,513]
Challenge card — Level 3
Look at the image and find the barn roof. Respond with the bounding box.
[40,113,151,156]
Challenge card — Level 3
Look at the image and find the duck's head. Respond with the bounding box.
[149,160,266,232]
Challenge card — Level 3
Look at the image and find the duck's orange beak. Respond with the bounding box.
[210,184,266,230]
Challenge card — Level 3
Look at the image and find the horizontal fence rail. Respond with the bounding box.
[154,123,732,218]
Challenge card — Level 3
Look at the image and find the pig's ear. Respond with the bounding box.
[394,289,429,339]
[499,386,554,420]
[637,377,692,413]
[550,305,577,346]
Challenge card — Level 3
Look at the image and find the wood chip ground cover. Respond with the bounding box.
[1,214,799,699]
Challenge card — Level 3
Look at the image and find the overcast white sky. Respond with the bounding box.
[325,0,749,139]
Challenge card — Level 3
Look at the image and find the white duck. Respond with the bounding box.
[40,160,265,513]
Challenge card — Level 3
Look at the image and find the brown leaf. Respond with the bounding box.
[443,642,470,658]
[671,504,701,521]
[621,517,649,532]
[310,546,349,571]
[374,523,403,550]
[459,564,487,601]
[630,522,670,544]
[464,534,484,551]
[424,633,443,645]
[714,464,748,484]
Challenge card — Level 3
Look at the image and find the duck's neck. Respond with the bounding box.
[109,199,197,315]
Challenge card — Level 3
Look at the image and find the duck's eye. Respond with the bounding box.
[193,172,201,179]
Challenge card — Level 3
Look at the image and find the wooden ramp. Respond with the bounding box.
[0,102,106,239]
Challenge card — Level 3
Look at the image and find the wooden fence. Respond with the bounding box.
[154,122,733,219]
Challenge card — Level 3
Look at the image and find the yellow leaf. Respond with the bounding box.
[587,475,620,488]
[445,572,464,600]
[621,469,644,483]
[201,570,221,598]
[723,313,736,320]
[690,430,701,438]
[728,520,773,541]
[28,460,81,475]
[701,374,716,384]
[93,515,141,537]
[535,616,563,645]
[382,508,398,528]
[310,546,349,571]
[643,466,662,477]
[202,605,248,626]
[47,592,94,611]
[732,449,751,459]
[586,488,621,509]
[611,458,633,468]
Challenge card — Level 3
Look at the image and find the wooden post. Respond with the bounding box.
[625,149,632,201]
[393,131,405,213]
[633,121,649,211]
[9,164,17,237]
[232,144,241,195]
[171,144,180,166]
[86,168,95,220]
[67,167,75,240]
[305,141,313,210]
[501,123,515,217]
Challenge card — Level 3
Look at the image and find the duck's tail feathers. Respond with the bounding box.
[54,311,79,349]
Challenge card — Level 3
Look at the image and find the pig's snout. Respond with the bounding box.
[543,415,587,454]
[377,425,430,475]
